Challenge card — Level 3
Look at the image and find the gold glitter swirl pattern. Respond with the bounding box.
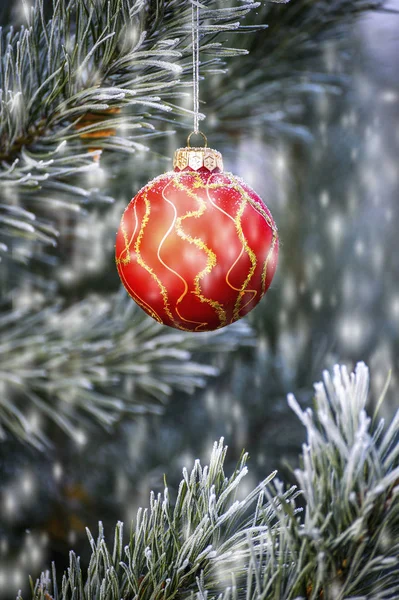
[116,204,138,266]
[226,175,278,298]
[117,170,277,331]
[260,231,278,297]
[116,208,164,322]
[207,174,276,228]
[133,190,183,329]
[118,266,163,324]
[159,178,209,330]
[172,172,227,330]
[231,197,258,322]
[206,173,258,322]
[207,172,278,306]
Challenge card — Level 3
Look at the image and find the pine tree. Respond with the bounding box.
[1,0,397,598]
[0,0,266,445]
[22,363,399,600]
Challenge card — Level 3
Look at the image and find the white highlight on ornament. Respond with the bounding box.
[158,185,190,305]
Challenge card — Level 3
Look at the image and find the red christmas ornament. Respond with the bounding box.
[115,144,278,332]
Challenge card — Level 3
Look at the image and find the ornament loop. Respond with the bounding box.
[187,131,208,148]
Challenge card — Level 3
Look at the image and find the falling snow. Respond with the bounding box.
[0,1,398,599]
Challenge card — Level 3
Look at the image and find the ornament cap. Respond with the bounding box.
[173,147,223,173]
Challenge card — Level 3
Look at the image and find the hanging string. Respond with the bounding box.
[191,0,200,134]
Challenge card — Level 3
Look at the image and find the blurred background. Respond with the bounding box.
[0,0,398,597]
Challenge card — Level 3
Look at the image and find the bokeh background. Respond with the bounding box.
[0,0,398,598]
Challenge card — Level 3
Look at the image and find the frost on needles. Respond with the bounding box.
[0,0,264,251]
[0,0,268,446]
[0,0,386,447]
[24,363,399,600]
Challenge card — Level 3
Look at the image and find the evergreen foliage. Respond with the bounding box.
[0,0,387,448]
[22,364,399,600]
[0,288,254,448]
[0,0,264,252]
[200,0,384,142]
[0,0,268,445]
[1,1,397,597]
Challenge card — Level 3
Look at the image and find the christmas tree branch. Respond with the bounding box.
[0,0,279,449]
[243,363,399,598]
[0,0,266,254]
[0,288,255,449]
[212,0,385,141]
[25,438,289,600]
[21,363,399,600]
[0,0,387,257]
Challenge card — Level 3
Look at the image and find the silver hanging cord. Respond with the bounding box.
[191,0,200,134]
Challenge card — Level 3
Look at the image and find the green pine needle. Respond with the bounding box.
[20,363,399,600]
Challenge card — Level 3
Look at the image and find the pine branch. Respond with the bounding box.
[237,363,399,599]
[0,0,387,258]
[211,0,385,141]
[0,0,280,450]
[21,363,399,600]
[24,439,287,600]
[0,289,255,449]
[0,0,265,256]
